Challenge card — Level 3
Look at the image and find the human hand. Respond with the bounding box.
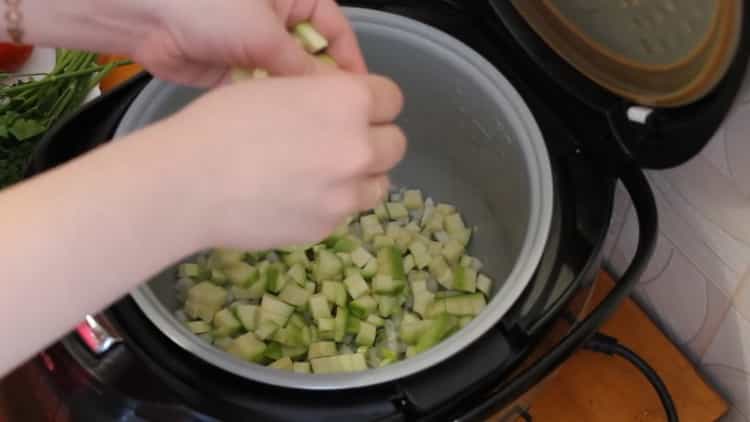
[137,0,367,86]
[154,73,404,250]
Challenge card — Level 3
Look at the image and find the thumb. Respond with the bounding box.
[253,30,318,76]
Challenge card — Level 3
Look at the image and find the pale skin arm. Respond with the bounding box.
[0,1,404,376]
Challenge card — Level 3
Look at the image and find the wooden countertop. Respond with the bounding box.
[509,272,728,421]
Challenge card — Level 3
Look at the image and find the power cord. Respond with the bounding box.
[585,333,679,422]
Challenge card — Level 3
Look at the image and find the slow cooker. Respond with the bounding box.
[20,1,749,421]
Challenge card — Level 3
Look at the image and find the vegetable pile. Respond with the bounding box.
[0,49,130,188]
[174,189,493,374]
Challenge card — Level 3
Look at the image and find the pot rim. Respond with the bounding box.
[125,7,554,390]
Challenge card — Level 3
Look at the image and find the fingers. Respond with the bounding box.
[357,175,391,210]
[367,125,407,175]
[255,24,318,76]
[363,74,404,124]
[287,0,368,73]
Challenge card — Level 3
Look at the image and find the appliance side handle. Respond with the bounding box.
[459,162,658,421]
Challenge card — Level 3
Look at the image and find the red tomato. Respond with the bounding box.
[0,43,33,73]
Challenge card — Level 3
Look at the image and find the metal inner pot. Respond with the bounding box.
[118,8,553,390]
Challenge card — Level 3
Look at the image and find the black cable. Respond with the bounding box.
[585,333,678,422]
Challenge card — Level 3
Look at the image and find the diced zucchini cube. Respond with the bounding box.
[477,273,492,296]
[344,273,369,299]
[255,320,279,340]
[366,314,385,327]
[360,259,378,279]
[334,307,348,342]
[408,270,429,283]
[428,256,450,280]
[308,341,337,359]
[293,362,311,374]
[408,241,430,269]
[278,283,312,307]
[425,213,444,233]
[186,320,212,334]
[208,248,245,269]
[314,250,343,280]
[234,304,259,331]
[269,356,294,370]
[351,247,374,268]
[345,267,361,278]
[444,213,466,234]
[310,353,367,374]
[386,202,409,219]
[267,272,288,294]
[333,235,361,253]
[213,337,232,350]
[435,203,456,215]
[349,295,377,319]
[399,320,433,345]
[287,264,306,286]
[459,316,474,328]
[372,275,405,295]
[404,190,424,210]
[264,342,283,360]
[283,250,309,268]
[224,262,258,286]
[415,314,458,353]
[441,239,465,264]
[309,294,332,320]
[336,252,353,268]
[413,289,435,318]
[428,241,443,256]
[361,221,384,241]
[185,282,228,322]
[346,316,361,334]
[437,269,455,290]
[321,281,348,307]
[226,332,266,362]
[453,266,477,293]
[318,317,335,332]
[445,293,486,316]
[404,221,421,233]
[374,204,389,221]
[287,313,306,329]
[402,312,421,325]
[424,300,447,318]
[377,246,406,281]
[230,283,264,301]
[178,263,202,279]
[356,321,377,346]
[406,346,418,358]
[210,268,228,285]
[373,235,395,249]
[377,295,399,318]
[260,294,294,326]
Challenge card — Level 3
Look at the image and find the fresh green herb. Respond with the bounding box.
[0,49,129,188]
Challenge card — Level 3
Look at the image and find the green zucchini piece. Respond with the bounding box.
[452,228,472,247]
[287,264,306,286]
[377,295,399,318]
[377,246,406,281]
[185,282,228,322]
[356,321,376,346]
[309,294,332,320]
[264,342,283,360]
[351,247,374,268]
[441,239,464,264]
[424,300,447,319]
[403,190,424,210]
[413,288,435,318]
[399,320,433,344]
[374,204,389,220]
[349,295,377,319]
[310,353,367,374]
[444,213,466,234]
[314,250,343,280]
[255,320,279,340]
[346,316,361,334]
[226,332,266,362]
[308,341,337,359]
[224,262,258,286]
[333,235,361,253]
[453,265,477,293]
[278,283,312,307]
[386,202,408,219]
[372,235,395,250]
[334,307,348,342]
[230,277,266,300]
[336,252,353,268]
[234,304,259,331]
[366,314,385,327]
[283,250,309,268]
[372,275,405,295]
[210,268,228,285]
[435,203,456,216]
[186,320,211,334]
[477,273,492,296]
[424,213,444,233]
[213,337,232,350]
[445,293,486,316]
[403,255,415,273]
[360,258,378,279]
[415,314,458,353]
[269,356,294,370]
[318,317,335,332]
[208,248,245,269]
[322,281,347,307]
[179,263,203,279]
[260,294,294,326]
[293,361,311,373]
[343,273,369,299]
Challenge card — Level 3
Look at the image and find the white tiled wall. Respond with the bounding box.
[603,67,750,421]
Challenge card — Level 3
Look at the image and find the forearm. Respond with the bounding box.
[0,123,198,376]
[7,0,161,55]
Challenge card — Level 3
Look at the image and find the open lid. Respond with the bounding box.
[511,0,742,108]
[488,0,749,169]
